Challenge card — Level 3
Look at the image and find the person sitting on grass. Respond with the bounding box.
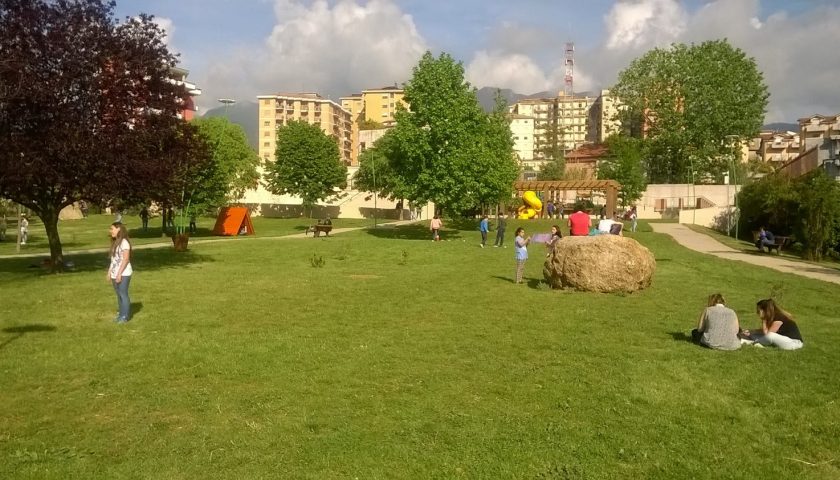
[691,293,741,351]
[755,227,775,252]
[742,299,803,350]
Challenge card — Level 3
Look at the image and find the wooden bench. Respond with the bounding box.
[752,231,790,254]
[306,224,332,237]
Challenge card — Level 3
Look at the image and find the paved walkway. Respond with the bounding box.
[0,220,417,260]
[651,223,840,285]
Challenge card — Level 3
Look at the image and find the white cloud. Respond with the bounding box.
[465,51,550,94]
[604,0,686,50]
[151,16,175,47]
[198,0,427,111]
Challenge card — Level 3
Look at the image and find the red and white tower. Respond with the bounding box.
[564,42,574,96]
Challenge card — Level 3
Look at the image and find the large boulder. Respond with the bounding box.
[543,235,656,293]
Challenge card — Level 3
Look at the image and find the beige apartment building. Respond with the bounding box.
[340,86,407,126]
[757,131,800,168]
[778,114,840,178]
[509,114,536,171]
[589,89,622,143]
[508,92,598,162]
[257,92,353,166]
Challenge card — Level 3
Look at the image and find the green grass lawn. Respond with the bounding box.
[1,220,838,479]
[0,214,378,256]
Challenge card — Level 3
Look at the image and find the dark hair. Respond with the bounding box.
[109,222,131,257]
[515,227,525,236]
[707,293,725,306]
[756,298,792,325]
[551,225,562,238]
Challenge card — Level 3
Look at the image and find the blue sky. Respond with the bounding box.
[114,0,840,122]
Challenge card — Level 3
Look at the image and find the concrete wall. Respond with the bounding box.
[635,184,740,220]
[678,206,733,230]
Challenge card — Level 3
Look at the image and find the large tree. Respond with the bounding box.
[190,117,260,211]
[597,135,647,207]
[612,39,769,184]
[353,132,411,202]
[387,53,518,212]
[0,0,200,269]
[263,120,347,215]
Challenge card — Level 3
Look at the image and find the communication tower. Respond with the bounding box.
[564,42,575,96]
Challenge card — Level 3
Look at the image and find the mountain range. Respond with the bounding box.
[201,91,798,150]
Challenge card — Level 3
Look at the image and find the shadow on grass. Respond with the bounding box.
[128,227,216,240]
[131,302,144,317]
[365,223,464,241]
[0,324,56,351]
[0,248,215,275]
[668,331,693,343]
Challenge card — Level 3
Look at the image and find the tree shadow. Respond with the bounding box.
[667,331,693,343]
[365,223,464,241]
[128,227,216,240]
[0,248,215,274]
[0,324,56,351]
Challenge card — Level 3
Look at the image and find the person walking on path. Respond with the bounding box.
[546,201,555,219]
[691,293,742,351]
[514,227,531,284]
[139,207,149,231]
[629,206,638,232]
[19,214,29,245]
[479,215,489,248]
[494,213,507,247]
[0,215,6,241]
[107,222,133,324]
[430,215,442,241]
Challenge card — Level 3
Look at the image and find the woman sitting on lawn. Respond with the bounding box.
[691,293,741,350]
[743,299,803,350]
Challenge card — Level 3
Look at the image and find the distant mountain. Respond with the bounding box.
[202,101,259,149]
[762,122,798,132]
[476,87,527,112]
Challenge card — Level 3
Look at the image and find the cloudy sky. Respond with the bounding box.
[115,0,840,122]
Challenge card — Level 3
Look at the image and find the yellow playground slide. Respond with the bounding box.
[517,190,543,219]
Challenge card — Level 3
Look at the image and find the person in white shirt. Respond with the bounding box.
[597,214,623,236]
[107,222,133,323]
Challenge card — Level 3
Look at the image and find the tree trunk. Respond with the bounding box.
[41,206,64,273]
[161,206,168,237]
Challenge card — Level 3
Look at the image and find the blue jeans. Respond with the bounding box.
[112,276,132,321]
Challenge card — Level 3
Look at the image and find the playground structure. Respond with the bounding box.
[213,207,254,236]
[517,191,543,219]
[513,179,620,218]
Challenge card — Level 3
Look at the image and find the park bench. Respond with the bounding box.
[752,230,791,254]
[306,223,332,237]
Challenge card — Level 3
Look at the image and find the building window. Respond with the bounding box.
[263,131,270,137]
[263,121,270,126]
[263,142,270,147]
[263,99,271,105]
[381,113,388,118]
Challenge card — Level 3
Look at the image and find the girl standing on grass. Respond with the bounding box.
[744,299,803,350]
[514,227,531,284]
[107,222,133,323]
[430,214,442,241]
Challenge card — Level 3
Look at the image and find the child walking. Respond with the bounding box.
[514,227,531,284]
[107,222,133,323]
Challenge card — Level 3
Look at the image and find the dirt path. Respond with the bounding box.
[650,223,840,285]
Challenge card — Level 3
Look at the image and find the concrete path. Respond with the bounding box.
[651,223,840,285]
[0,220,417,260]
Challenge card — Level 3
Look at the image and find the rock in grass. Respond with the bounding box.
[543,235,656,293]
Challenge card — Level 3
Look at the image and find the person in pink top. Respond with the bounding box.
[430,214,442,241]
[567,205,591,236]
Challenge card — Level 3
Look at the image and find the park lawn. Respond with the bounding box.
[686,224,840,273]
[0,214,378,257]
[0,222,838,479]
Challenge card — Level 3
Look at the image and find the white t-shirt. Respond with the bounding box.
[597,219,620,233]
[109,239,133,278]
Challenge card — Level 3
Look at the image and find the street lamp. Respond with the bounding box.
[372,157,377,229]
[218,98,236,116]
[725,135,740,239]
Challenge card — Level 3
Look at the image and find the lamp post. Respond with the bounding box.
[725,135,740,239]
[218,98,236,117]
[372,157,377,229]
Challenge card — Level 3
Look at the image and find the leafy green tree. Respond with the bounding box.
[535,113,565,177]
[353,132,410,201]
[612,39,769,183]
[264,120,347,215]
[388,52,518,212]
[598,135,647,206]
[793,170,840,261]
[190,117,260,211]
[537,158,565,181]
[358,118,386,130]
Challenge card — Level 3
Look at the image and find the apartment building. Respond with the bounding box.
[169,67,202,120]
[509,114,535,170]
[257,92,353,166]
[589,89,622,143]
[340,86,407,126]
[756,131,800,168]
[779,114,840,178]
[508,92,597,162]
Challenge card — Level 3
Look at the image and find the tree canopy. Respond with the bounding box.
[612,39,769,184]
[597,135,647,207]
[383,53,518,212]
[263,120,347,213]
[0,0,209,269]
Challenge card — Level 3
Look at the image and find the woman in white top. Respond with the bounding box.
[108,222,133,323]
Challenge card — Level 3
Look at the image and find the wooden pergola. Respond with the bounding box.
[513,179,622,216]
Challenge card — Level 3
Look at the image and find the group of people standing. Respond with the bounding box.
[692,294,803,350]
